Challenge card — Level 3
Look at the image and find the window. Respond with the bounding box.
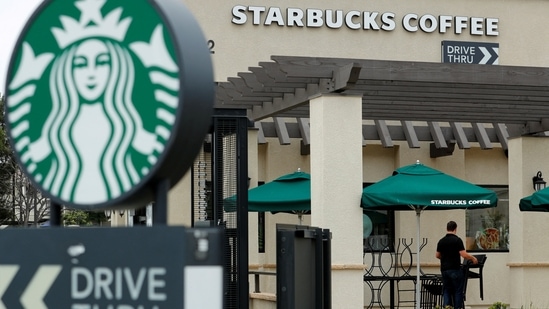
[257,181,266,253]
[363,209,395,252]
[363,182,395,252]
[466,186,509,251]
[258,212,265,253]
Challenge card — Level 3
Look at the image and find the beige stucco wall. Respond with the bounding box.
[183,0,549,82]
[168,170,192,226]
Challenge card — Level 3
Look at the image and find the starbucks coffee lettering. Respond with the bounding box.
[431,199,493,205]
[231,5,499,36]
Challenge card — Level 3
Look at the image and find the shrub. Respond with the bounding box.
[489,302,509,309]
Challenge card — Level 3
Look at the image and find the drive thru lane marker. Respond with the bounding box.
[0,265,20,309]
[20,265,62,309]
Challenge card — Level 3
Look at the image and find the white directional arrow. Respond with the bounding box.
[492,47,499,64]
[0,265,20,309]
[479,46,491,64]
[20,265,62,309]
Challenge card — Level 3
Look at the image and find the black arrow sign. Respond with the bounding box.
[442,41,499,65]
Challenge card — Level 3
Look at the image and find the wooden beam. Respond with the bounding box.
[401,121,420,148]
[238,72,264,91]
[250,84,318,120]
[472,123,493,149]
[450,122,471,149]
[259,61,287,82]
[297,118,310,146]
[430,142,456,158]
[273,117,291,145]
[257,120,508,148]
[493,123,509,150]
[218,57,549,129]
[255,122,266,144]
[272,56,549,86]
[428,122,448,148]
[374,120,393,148]
[332,63,361,92]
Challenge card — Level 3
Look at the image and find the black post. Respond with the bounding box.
[211,109,250,309]
[315,227,323,309]
[153,179,170,225]
[322,229,332,309]
[236,113,249,308]
[50,201,62,227]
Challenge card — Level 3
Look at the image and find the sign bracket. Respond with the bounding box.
[50,201,62,227]
[153,178,170,225]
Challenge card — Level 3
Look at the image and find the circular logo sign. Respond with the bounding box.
[5,0,213,209]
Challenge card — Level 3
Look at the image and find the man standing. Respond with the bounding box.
[436,221,478,309]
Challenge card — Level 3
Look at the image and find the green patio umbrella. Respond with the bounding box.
[519,187,549,212]
[361,161,498,309]
[224,170,311,223]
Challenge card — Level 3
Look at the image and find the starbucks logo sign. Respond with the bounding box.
[5,0,213,209]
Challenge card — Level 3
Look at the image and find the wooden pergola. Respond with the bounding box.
[215,56,549,153]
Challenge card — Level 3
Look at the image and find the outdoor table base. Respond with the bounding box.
[364,275,443,309]
[364,237,429,308]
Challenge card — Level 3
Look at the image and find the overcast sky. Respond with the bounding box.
[0,0,42,95]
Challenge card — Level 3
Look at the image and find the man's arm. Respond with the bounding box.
[459,250,478,264]
[435,251,441,259]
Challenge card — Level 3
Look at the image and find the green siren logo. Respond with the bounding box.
[5,0,207,208]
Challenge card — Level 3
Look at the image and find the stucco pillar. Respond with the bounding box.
[168,170,192,226]
[109,210,126,227]
[508,136,549,307]
[310,94,363,308]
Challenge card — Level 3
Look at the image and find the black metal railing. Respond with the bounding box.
[249,271,276,293]
[363,237,443,309]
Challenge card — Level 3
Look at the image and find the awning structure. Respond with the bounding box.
[255,120,511,156]
[215,56,549,151]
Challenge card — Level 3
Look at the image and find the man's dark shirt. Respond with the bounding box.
[436,233,465,271]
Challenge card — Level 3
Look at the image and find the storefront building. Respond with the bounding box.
[117,0,549,308]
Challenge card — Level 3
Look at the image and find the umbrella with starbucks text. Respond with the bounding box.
[361,161,498,309]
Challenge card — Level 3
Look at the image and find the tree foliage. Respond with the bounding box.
[0,95,16,224]
[0,94,10,154]
[0,94,107,227]
[62,209,106,226]
[12,169,50,226]
[0,95,49,226]
[62,209,91,226]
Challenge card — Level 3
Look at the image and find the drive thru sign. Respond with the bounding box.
[442,40,499,65]
[0,227,223,309]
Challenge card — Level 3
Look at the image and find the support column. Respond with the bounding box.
[310,94,363,308]
[247,127,260,271]
[508,136,549,308]
[110,210,126,227]
[168,170,192,226]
